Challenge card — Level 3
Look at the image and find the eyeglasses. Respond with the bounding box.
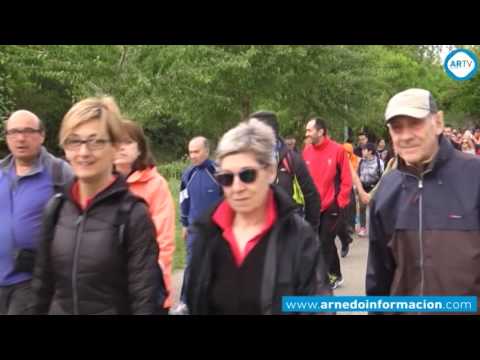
[63,138,111,151]
[5,127,43,137]
[215,167,265,187]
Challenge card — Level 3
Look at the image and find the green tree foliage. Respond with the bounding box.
[441,46,480,127]
[0,45,477,161]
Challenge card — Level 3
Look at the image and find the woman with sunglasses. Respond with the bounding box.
[185,119,330,315]
[30,97,163,315]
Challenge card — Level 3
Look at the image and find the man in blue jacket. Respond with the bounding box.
[175,136,222,313]
[0,110,73,314]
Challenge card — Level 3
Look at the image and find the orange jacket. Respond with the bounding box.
[126,166,176,309]
[343,142,359,171]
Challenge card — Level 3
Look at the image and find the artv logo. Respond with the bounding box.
[444,48,478,81]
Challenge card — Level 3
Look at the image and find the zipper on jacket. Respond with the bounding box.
[417,178,424,296]
[68,183,126,314]
[205,168,220,187]
[72,214,85,315]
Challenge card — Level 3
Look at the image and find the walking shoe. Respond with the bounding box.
[169,302,189,315]
[328,274,336,289]
[358,227,367,237]
[341,243,350,258]
[329,275,344,290]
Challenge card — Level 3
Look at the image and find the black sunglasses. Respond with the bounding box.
[215,167,263,187]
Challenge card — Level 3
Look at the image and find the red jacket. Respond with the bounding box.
[303,137,352,212]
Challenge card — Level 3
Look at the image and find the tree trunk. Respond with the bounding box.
[118,45,128,70]
[240,96,251,121]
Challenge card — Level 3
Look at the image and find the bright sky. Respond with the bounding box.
[439,45,455,64]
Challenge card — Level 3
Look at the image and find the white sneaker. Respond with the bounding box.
[169,302,189,315]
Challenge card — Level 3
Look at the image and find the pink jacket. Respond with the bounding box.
[127,166,176,309]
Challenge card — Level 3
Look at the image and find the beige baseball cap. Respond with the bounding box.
[385,88,438,123]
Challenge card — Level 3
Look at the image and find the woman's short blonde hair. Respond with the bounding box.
[59,96,123,146]
[216,118,276,167]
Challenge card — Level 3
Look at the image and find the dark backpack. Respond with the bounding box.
[278,150,305,206]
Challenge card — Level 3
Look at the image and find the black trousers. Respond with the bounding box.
[319,204,343,278]
[337,189,356,248]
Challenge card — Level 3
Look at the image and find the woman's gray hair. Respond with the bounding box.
[216,118,277,167]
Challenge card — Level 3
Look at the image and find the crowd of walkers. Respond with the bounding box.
[1,87,479,315]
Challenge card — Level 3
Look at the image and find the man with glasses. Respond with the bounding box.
[173,136,222,314]
[0,110,73,314]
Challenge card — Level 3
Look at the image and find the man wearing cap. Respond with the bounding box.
[366,88,480,313]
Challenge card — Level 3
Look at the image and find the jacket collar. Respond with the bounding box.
[126,166,158,184]
[312,136,331,151]
[0,146,50,175]
[196,158,215,169]
[64,173,129,211]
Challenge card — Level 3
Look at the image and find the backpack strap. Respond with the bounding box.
[286,151,296,176]
[116,194,145,247]
[51,157,65,194]
[357,159,363,177]
[43,193,65,242]
[115,193,169,309]
[280,150,295,175]
[281,157,292,174]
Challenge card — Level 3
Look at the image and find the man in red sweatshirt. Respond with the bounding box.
[303,117,352,290]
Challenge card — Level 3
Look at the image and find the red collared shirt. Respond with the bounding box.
[212,190,277,267]
[71,175,117,210]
